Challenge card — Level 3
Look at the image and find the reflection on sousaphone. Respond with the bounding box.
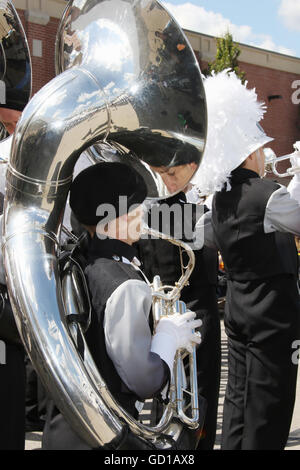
[3,0,207,449]
[0,1,31,139]
[0,1,31,168]
[84,137,201,199]
[55,0,206,198]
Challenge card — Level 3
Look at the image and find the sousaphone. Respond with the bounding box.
[3,0,207,449]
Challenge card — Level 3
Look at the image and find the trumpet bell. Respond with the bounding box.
[264,142,300,178]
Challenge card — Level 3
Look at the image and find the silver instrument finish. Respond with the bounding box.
[0,2,32,123]
[0,1,32,152]
[149,227,199,428]
[55,0,206,198]
[3,0,206,448]
[264,142,300,178]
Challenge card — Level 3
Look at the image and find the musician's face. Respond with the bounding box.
[150,162,197,193]
[0,108,22,135]
[126,204,145,244]
[98,204,145,245]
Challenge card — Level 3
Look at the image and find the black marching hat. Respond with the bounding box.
[69,162,147,226]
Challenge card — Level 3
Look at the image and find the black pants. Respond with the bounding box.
[221,277,300,450]
[25,355,47,430]
[42,400,92,450]
[0,343,26,450]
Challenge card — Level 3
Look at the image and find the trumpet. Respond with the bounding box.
[264,141,300,178]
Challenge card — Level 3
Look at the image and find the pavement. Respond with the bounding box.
[25,320,300,451]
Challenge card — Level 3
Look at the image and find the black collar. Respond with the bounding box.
[161,191,187,205]
[87,235,138,263]
[230,167,260,184]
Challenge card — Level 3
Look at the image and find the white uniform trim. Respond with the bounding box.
[264,182,300,235]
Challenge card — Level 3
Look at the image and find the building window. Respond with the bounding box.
[32,39,43,58]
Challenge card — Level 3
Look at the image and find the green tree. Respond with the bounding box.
[204,32,246,82]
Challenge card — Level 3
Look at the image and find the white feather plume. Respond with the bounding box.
[192,70,273,195]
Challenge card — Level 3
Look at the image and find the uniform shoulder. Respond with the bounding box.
[85,257,134,283]
[85,257,142,300]
[246,177,280,200]
[259,178,280,190]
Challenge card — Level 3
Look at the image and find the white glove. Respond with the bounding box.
[156,311,202,352]
[150,311,202,373]
[289,143,300,180]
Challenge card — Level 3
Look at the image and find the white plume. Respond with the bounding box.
[192,70,273,195]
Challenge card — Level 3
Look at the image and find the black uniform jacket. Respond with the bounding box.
[212,168,300,344]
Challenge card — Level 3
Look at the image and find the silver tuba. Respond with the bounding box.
[3,0,207,449]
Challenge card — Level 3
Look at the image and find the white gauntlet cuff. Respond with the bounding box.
[151,331,177,374]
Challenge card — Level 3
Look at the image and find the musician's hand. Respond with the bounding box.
[290,144,300,179]
[155,311,202,352]
[151,311,202,372]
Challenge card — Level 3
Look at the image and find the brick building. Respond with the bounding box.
[187,30,300,176]
[12,0,300,172]
[13,0,65,95]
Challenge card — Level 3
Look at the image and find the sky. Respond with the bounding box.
[161,0,300,58]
